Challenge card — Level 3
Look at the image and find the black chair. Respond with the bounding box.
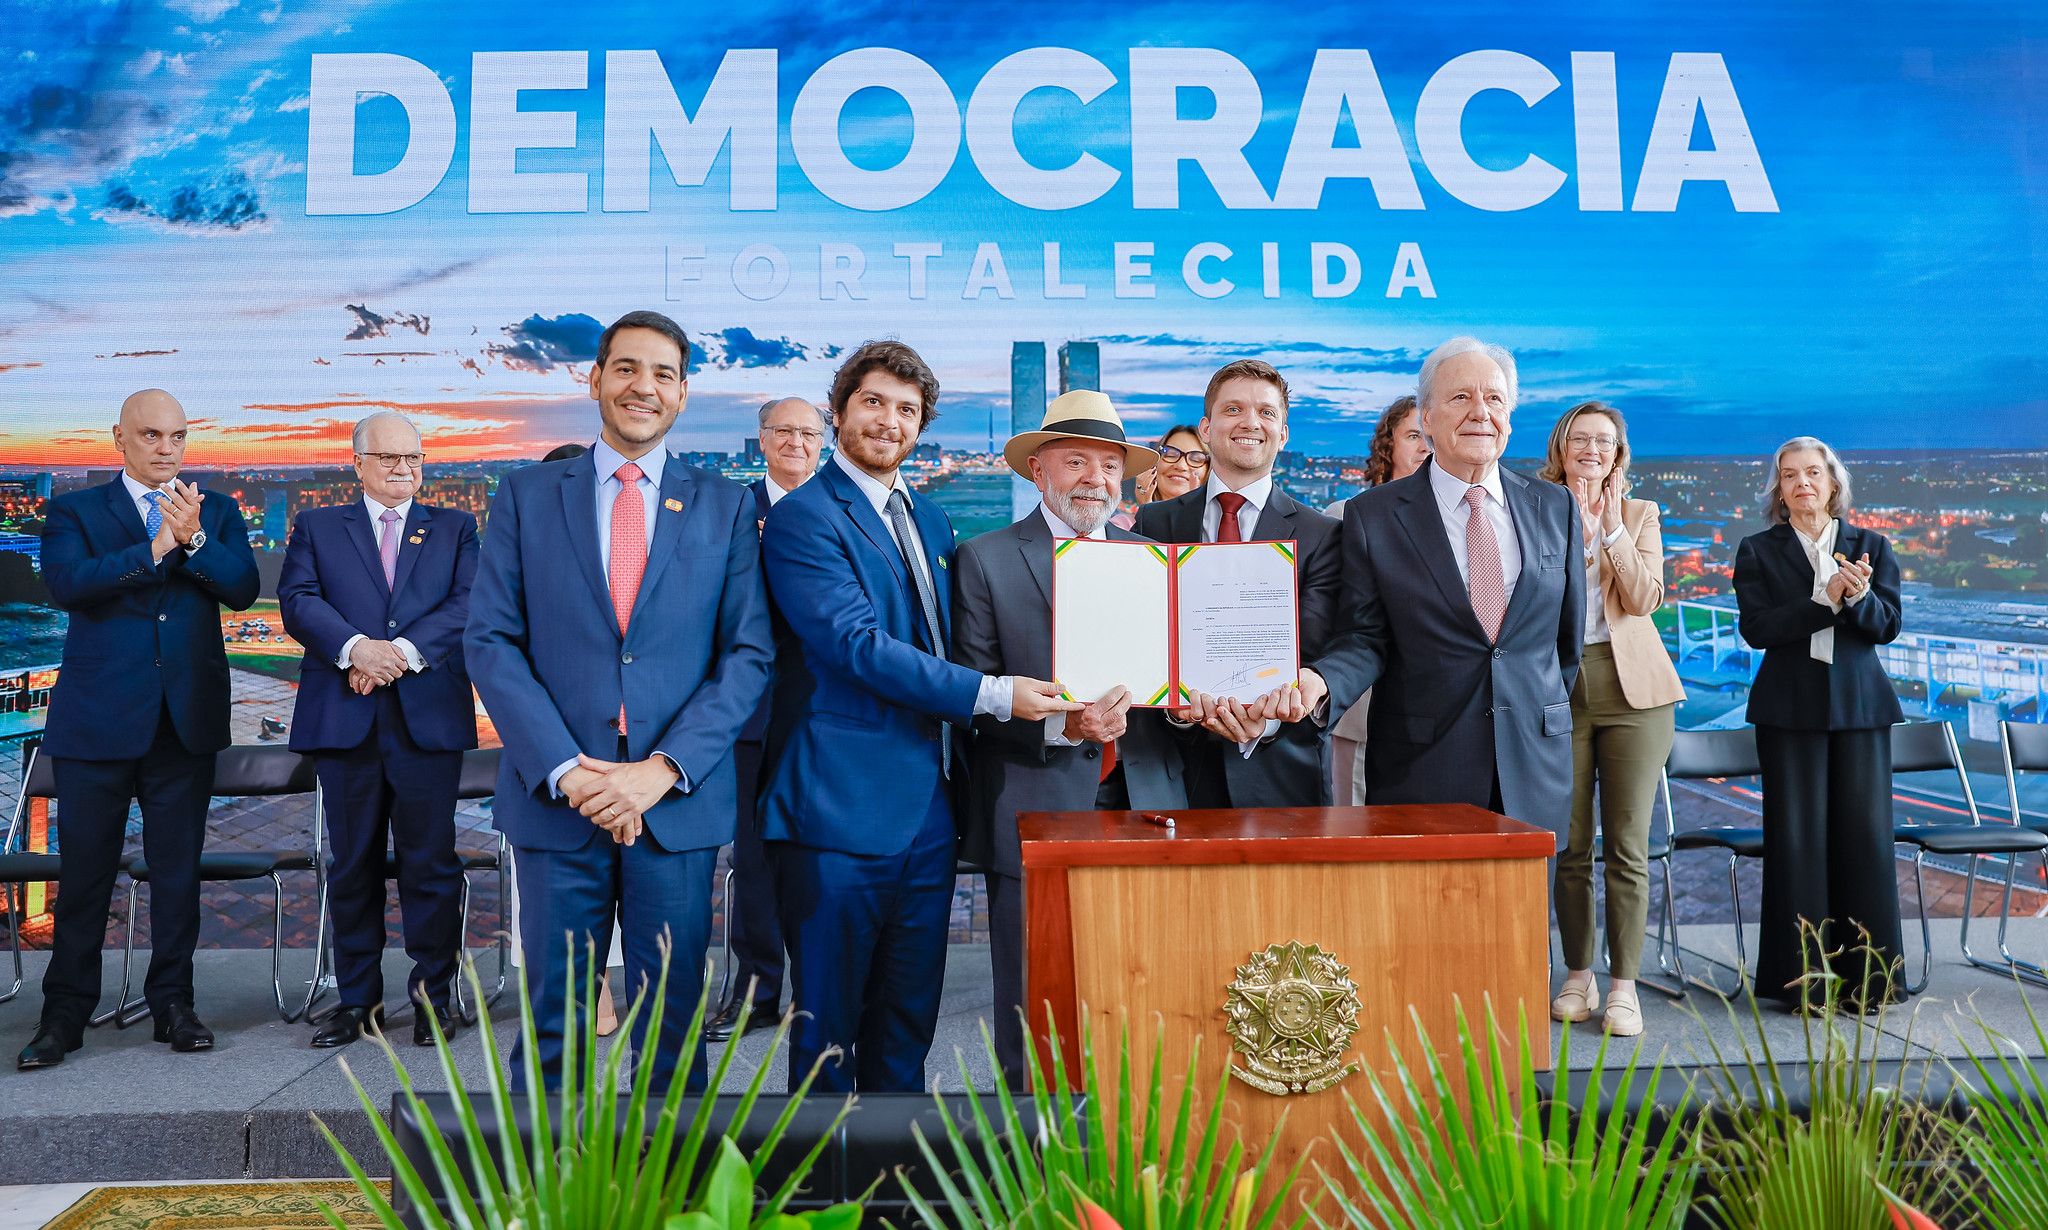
[103,744,321,1026]
[1662,726,1765,994]
[1,745,60,1005]
[300,746,509,1025]
[1886,720,2045,996]
[1986,721,2048,984]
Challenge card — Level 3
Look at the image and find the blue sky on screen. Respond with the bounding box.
[0,0,2043,463]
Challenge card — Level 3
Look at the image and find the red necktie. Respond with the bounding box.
[1215,491,1247,543]
[610,462,647,731]
[1099,739,1116,783]
[1464,486,1506,643]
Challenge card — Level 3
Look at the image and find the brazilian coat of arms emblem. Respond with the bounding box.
[1222,941,1363,1095]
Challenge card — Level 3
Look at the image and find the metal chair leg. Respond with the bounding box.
[1906,851,1934,995]
[1634,857,1688,1000]
[266,872,295,1021]
[714,863,738,1011]
[1,883,23,1005]
[487,834,509,1007]
[452,872,477,1025]
[296,878,335,1024]
[1975,852,2048,988]
[1727,853,1752,975]
[91,878,148,1028]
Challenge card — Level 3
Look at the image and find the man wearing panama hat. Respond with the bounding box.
[952,389,1190,1084]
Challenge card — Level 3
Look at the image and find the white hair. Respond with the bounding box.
[757,397,822,429]
[1759,436,1855,525]
[352,409,420,452]
[1417,336,1518,410]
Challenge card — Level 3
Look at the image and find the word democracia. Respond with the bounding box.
[307,48,1778,217]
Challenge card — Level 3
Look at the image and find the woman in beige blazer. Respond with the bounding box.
[1541,401,1685,1038]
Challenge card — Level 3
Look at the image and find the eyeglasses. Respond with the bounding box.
[1566,435,1618,454]
[1158,445,1210,467]
[763,426,824,443]
[359,452,424,469]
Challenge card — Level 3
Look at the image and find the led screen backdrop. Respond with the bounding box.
[1,0,2045,737]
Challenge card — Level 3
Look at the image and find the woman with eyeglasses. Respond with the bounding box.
[1541,401,1684,1038]
[1113,425,1208,528]
[1322,397,1428,803]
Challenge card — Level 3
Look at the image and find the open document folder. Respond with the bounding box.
[1049,538,1301,708]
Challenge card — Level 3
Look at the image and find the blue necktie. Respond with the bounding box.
[143,491,164,540]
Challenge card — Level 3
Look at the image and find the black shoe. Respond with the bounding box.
[704,996,780,1043]
[413,1003,464,1048]
[152,1000,215,1052]
[311,1004,382,1049]
[18,1022,82,1070]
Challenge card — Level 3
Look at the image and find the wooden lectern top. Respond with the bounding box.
[1018,804,1555,867]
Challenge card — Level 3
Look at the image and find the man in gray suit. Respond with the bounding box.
[1310,337,1584,833]
[952,391,1187,1084]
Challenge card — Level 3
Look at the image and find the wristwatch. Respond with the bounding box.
[186,529,207,552]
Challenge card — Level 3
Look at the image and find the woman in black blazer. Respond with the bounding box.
[1734,436,1905,1010]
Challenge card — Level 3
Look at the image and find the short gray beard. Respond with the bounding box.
[1048,480,1116,534]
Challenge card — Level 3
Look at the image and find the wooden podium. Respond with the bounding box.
[1020,805,1555,1180]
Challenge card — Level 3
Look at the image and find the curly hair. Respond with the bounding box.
[1362,397,1419,487]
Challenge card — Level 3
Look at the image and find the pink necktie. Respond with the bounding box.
[377,508,402,588]
[1464,486,1506,643]
[609,462,646,732]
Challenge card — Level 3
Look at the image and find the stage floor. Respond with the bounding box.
[3,924,2048,1187]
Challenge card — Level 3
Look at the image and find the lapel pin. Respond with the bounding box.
[409,534,423,544]
[664,497,684,512]
[937,556,948,570]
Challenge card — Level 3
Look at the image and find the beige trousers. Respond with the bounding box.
[1554,643,1676,980]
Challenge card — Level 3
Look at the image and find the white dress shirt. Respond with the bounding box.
[1582,520,1628,645]
[549,439,686,798]
[1794,518,1864,664]
[1429,460,1524,605]
[763,474,797,506]
[592,437,662,586]
[336,493,426,673]
[1201,472,1275,543]
[834,451,1014,720]
[1040,502,1107,747]
[120,472,202,562]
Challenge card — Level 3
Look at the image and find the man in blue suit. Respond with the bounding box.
[466,310,771,1091]
[279,410,479,1049]
[760,341,1077,1093]
[705,396,825,1043]
[20,389,259,1069]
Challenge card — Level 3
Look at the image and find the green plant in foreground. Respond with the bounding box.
[1315,995,1695,1230]
[1956,984,2048,1230]
[1691,926,1960,1230]
[898,1008,1316,1230]
[312,941,864,1230]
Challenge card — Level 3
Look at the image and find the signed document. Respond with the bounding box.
[1050,539,1173,705]
[1172,542,1301,700]
[1051,538,1299,708]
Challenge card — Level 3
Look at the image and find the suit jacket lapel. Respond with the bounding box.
[106,479,148,547]
[340,501,391,597]
[388,503,432,600]
[636,459,693,607]
[1174,487,1206,544]
[1015,508,1052,606]
[1253,488,1296,545]
[826,463,910,588]
[560,453,621,639]
[1390,461,1483,636]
